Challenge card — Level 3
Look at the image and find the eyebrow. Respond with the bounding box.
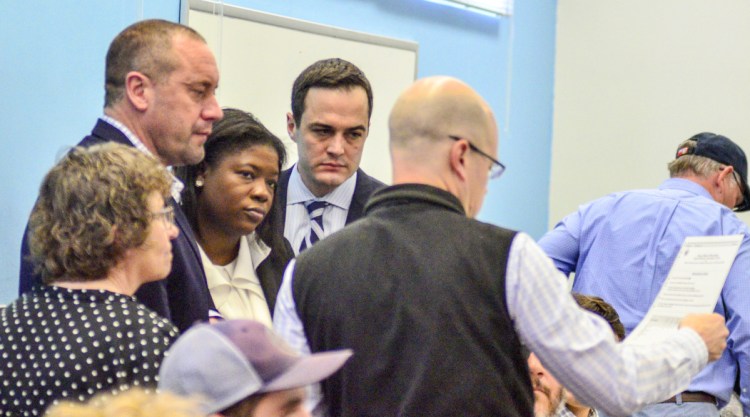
[308,122,367,131]
[236,162,279,176]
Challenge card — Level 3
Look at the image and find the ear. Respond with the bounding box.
[286,112,298,142]
[124,71,151,112]
[715,166,732,188]
[449,139,470,182]
[195,162,209,186]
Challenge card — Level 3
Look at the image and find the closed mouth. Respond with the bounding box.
[319,162,346,169]
[244,207,267,218]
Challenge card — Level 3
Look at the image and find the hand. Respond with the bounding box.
[678,313,728,362]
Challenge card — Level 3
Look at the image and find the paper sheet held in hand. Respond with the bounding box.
[625,235,742,345]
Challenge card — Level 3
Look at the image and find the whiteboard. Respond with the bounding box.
[180,0,419,184]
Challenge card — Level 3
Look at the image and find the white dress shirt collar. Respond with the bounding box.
[287,163,358,209]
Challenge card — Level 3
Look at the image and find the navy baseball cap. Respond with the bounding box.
[676,132,750,212]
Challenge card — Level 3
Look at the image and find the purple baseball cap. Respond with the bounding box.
[158,320,352,413]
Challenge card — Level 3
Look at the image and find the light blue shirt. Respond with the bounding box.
[539,177,750,414]
[283,165,357,254]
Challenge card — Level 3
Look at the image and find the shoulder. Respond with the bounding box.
[354,169,386,194]
[79,119,132,148]
[127,300,180,340]
[278,167,293,189]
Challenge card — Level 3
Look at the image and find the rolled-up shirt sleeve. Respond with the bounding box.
[507,233,708,417]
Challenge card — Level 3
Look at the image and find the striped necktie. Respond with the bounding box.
[299,200,328,252]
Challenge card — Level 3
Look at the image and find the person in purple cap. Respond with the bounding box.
[539,132,750,417]
[158,320,351,417]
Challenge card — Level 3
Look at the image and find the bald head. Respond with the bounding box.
[389,76,496,152]
[388,76,498,217]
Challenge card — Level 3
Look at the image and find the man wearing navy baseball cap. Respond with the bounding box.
[540,132,750,417]
[158,320,352,417]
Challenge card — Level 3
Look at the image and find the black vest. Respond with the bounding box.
[293,184,533,417]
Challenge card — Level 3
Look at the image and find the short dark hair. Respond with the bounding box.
[104,19,205,107]
[572,293,626,340]
[177,108,287,249]
[290,58,373,126]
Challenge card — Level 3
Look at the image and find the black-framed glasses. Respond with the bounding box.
[150,206,176,228]
[719,166,746,210]
[731,169,746,209]
[448,135,506,179]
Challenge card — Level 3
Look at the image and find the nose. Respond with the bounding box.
[167,222,180,240]
[326,133,345,156]
[527,352,545,376]
[250,180,272,203]
[203,94,223,121]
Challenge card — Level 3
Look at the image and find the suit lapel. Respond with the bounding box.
[346,169,368,224]
[170,198,206,276]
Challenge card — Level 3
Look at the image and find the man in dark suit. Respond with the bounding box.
[277,58,385,254]
[19,19,224,332]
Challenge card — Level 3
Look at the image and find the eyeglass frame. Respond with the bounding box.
[719,165,746,210]
[448,135,506,179]
[150,206,176,228]
[730,169,746,209]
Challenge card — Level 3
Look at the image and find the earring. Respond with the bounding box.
[196,177,204,187]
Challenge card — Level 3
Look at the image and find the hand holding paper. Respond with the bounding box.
[626,235,742,346]
[679,313,728,362]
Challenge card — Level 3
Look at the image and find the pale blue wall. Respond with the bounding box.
[0,0,556,303]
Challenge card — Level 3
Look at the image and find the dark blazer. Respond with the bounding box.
[274,167,386,238]
[19,119,214,332]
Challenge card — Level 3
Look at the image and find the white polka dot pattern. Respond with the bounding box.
[0,286,178,416]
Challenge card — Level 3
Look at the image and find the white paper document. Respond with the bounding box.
[625,235,742,345]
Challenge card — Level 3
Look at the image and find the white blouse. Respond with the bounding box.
[200,234,273,327]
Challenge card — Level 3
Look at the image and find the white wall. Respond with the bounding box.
[551,0,750,227]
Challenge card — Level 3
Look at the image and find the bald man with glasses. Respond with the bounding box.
[273,78,728,417]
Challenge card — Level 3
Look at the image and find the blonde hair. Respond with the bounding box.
[44,389,202,417]
[668,139,723,178]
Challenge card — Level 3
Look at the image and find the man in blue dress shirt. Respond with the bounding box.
[539,132,750,417]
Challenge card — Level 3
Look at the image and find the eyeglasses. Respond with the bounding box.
[731,169,746,208]
[150,206,176,228]
[720,166,745,210]
[448,135,506,179]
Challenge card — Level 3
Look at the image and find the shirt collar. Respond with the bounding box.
[100,115,184,203]
[286,164,358,209]
[659,177,714,200]
[100,115,152,156]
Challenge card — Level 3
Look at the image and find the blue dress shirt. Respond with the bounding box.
[539,178,750,414]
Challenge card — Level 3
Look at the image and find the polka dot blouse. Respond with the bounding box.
[0,286,179,416]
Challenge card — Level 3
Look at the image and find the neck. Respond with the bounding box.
[104,106,163,164]
[392,169,468,215]
[196,219,241,266]
[298,167,336,198]
[675,173,722,203]
[53,267,139,296]
[566,404,592,417]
